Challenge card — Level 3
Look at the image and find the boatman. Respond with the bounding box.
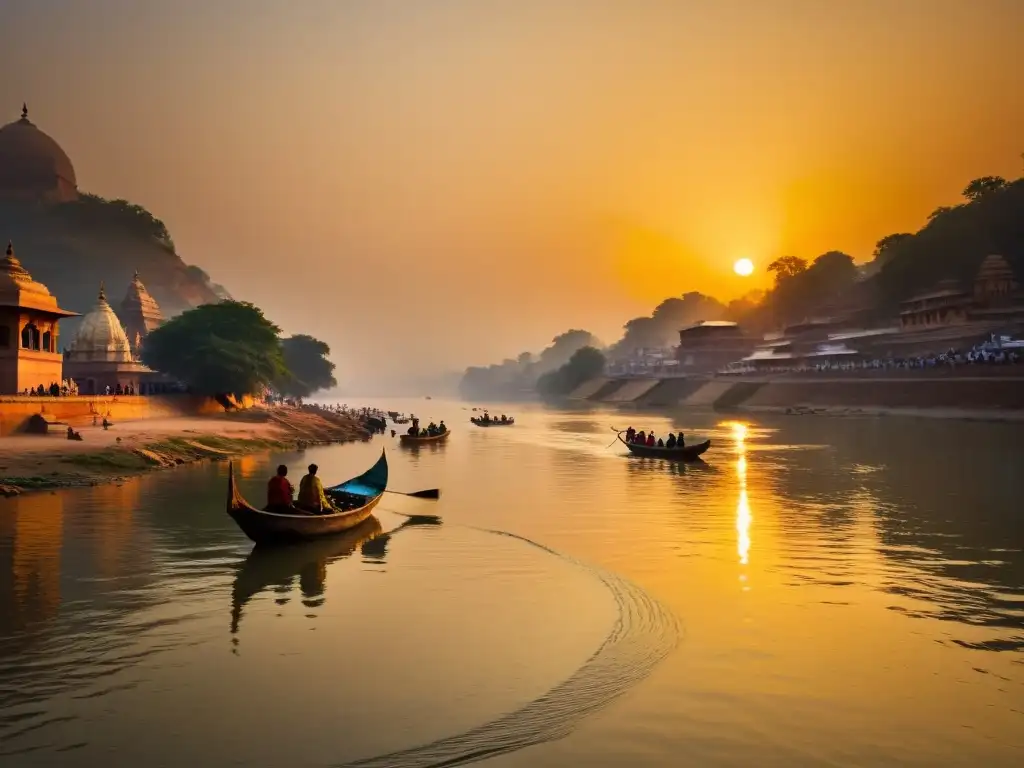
[267,465,294,512]
[297,463,334,514]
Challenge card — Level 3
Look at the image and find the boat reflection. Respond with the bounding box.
[230,516,384,636]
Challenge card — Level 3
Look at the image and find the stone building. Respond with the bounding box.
[0,104,78,204]
[118,270,164,355]
[63,284,169,395]
[0,242,78,394]
[676,320,755,372]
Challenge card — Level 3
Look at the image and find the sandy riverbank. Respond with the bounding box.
[0,406,369,496]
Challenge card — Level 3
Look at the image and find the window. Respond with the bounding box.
[42,330,52,352]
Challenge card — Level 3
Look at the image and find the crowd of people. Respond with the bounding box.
[475,412,513,424]
[407,417,446,437]
[623,426,685,448]
[19,380,145,396]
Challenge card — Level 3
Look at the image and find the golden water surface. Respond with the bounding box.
[1,400,1022,767]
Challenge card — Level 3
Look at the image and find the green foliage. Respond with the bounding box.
[61,193,176,250]
[141,301,287,398]
[610,292,726,357]
[277,334,337,398]
[536,346,607,397]
[962,176,1008,202]
[766,255,808,286]
[873,233,912,263]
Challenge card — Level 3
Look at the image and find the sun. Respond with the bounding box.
[733,258,754,277]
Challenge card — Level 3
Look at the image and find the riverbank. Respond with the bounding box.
[0,406,368,497]
[570,372,1024,421]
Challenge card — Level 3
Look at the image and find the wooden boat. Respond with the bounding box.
[226,449,388,544]
[471,416,515,427]
[230,516,383,634]
[614,430,711,462]
[392,417,410,425]
[399,429,450,445]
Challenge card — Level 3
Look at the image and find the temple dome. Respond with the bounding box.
[68,284,134,363]
[0,105,78,203]
[0,241,77,315]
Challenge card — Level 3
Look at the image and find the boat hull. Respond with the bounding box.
[226,450,388,545]
[622,438,711,461]
[471,418,514,427]
[399,430,450,444]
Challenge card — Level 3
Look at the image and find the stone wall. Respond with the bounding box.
[0,394,226,435]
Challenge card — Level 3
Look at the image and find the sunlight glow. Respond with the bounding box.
[730,421,752,567]
[733,258,755,277]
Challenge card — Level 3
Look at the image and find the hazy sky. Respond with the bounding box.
[2,0,1022,386]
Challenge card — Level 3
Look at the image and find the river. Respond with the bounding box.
[1,399,1022,767]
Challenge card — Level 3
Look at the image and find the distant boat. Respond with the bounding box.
[471,416,515,427]
[399,429,449,445]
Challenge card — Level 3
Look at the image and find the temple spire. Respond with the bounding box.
[98,281,106,301]
[21,103,28,121]
[5,241,12,258]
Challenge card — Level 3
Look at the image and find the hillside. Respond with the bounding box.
[0,196,227,323]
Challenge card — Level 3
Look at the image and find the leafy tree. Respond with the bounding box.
[873,233,912,263]
[609,292,726,357]
[766,256,808,286]
[142,301,286,399]
[536,346,607,397]
[538,329,602,371]
[962,176,1008,203]
[277,334,337,398]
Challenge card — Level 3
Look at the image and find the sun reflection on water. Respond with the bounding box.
[728,421,752,570]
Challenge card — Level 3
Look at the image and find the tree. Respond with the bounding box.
[873,233,912,263]
[536,346,607,397]
[278,334,337,398]
[963,176,1008,202]
[537,329,602,371]
[766,256,808,286]
[142,301,286,399]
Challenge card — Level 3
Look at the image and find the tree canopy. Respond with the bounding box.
[277,334,337,398]
[536,346,607,397]
[609,292,726,357]
[141,301,287,399]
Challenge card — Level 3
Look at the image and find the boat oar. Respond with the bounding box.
[385,488,441,500]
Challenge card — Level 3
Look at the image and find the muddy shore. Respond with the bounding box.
[0,406,369,497]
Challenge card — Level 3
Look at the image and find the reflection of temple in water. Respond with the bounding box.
[0,493,64,650]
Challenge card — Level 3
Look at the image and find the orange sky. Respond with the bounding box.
[2,0,1022,387]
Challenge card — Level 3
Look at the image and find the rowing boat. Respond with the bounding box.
[471,417,515,427]
[226,449,388,544]
[613,429,711,461]
[399,429,450,445]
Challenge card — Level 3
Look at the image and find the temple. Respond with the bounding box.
[0,242,79,393]
[676,320,754,372]
[118,270,165,355]
[0,104,78,204]
[62,283,169,395]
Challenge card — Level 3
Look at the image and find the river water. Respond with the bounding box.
[1,400,1022,767]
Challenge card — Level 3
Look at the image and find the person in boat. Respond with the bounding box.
[635,430,646,444]
[408,418,420,436]
[625,426,636,443]
[426,421,438,435]
[657,437,664,447]
[267,465,294,513]
[646,433,656,447]
[297,463,335,514]
[665,433,677,449]
[438,419,447,434]
[676,432,685,447]
[500,414,507,422]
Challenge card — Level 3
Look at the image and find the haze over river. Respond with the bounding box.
[2,399,1022,767]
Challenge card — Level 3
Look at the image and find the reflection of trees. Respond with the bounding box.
[755,415,1024,648]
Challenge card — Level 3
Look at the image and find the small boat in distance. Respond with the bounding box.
[471,416,515,427]
[226,450,388,544]
[612,429,711,462]
[399,429,450,445]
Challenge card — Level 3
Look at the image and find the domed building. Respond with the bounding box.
[63,283,166,395]
[0,105,78,204]
[0,241,78,393]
